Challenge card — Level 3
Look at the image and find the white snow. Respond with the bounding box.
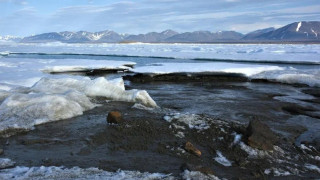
[252,69,320,87]
[296,22,302,32]
[42,60,134,73]
[231,133,242,146]
[0,77,157,136]
[0,158,15,169]
[0,166,174,180]
[305,164,320,173]
[311,29,318,37]
[239,142,269,158]
[214,151,232,167]
[264,168,291,176]
[133,62,283,77]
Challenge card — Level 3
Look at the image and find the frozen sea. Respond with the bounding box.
[0,42,320,179]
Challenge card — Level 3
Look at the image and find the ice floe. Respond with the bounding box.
[0,58,135,87]
[253,68,320,87]
[133,62,283,76]
[0,77,157,136]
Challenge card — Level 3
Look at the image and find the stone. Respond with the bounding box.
[0,149,3,155]
[107,111,122,124]
[246,119,277,150]
[184,142,201,157]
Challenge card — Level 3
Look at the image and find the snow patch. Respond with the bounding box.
[264,168,291,176]
[239,142,269,158]
[0,166,174,180]
[214,151,232,167]
[163,113,211,130]
[311,29,318,37]
[0,158,15,169]
[305,164,320,173]
[296,22,302,32]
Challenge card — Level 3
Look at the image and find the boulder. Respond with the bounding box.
[184,142,201,157]
[107,111,122,124]
[246,119,277,150]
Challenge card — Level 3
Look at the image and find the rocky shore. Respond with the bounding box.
[0,73,320,179]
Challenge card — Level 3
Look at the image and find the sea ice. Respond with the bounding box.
[0,77,157,136]
[0,58,135,87]
[1,42,319,64]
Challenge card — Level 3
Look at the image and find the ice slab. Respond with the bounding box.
[0,77,157,136]
[0,58,135,87]
[133,62,283,76]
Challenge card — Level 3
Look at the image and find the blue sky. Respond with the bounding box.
[0,0,319,36]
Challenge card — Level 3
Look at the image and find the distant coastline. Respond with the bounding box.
[5,21,318,44]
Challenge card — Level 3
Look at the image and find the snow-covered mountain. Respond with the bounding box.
[21,30,126,43]
[252,21,320,41]
[19,21,320,43]
[0,35,21,42]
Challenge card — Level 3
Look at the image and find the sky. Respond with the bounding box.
[0,0,319,37]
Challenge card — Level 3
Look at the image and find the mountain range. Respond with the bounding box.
[13,21,320,43]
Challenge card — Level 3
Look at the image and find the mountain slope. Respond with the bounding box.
[242,27,275,40]
[165,31,243,42]
[125,30,178,42]
[254,21,320,41]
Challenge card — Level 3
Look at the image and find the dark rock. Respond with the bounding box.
[184,142,201,157]
[0,149,3,155]
[246,120,277,150]
[107,111,122,124]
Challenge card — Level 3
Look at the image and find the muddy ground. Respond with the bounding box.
[0,77,320,179]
